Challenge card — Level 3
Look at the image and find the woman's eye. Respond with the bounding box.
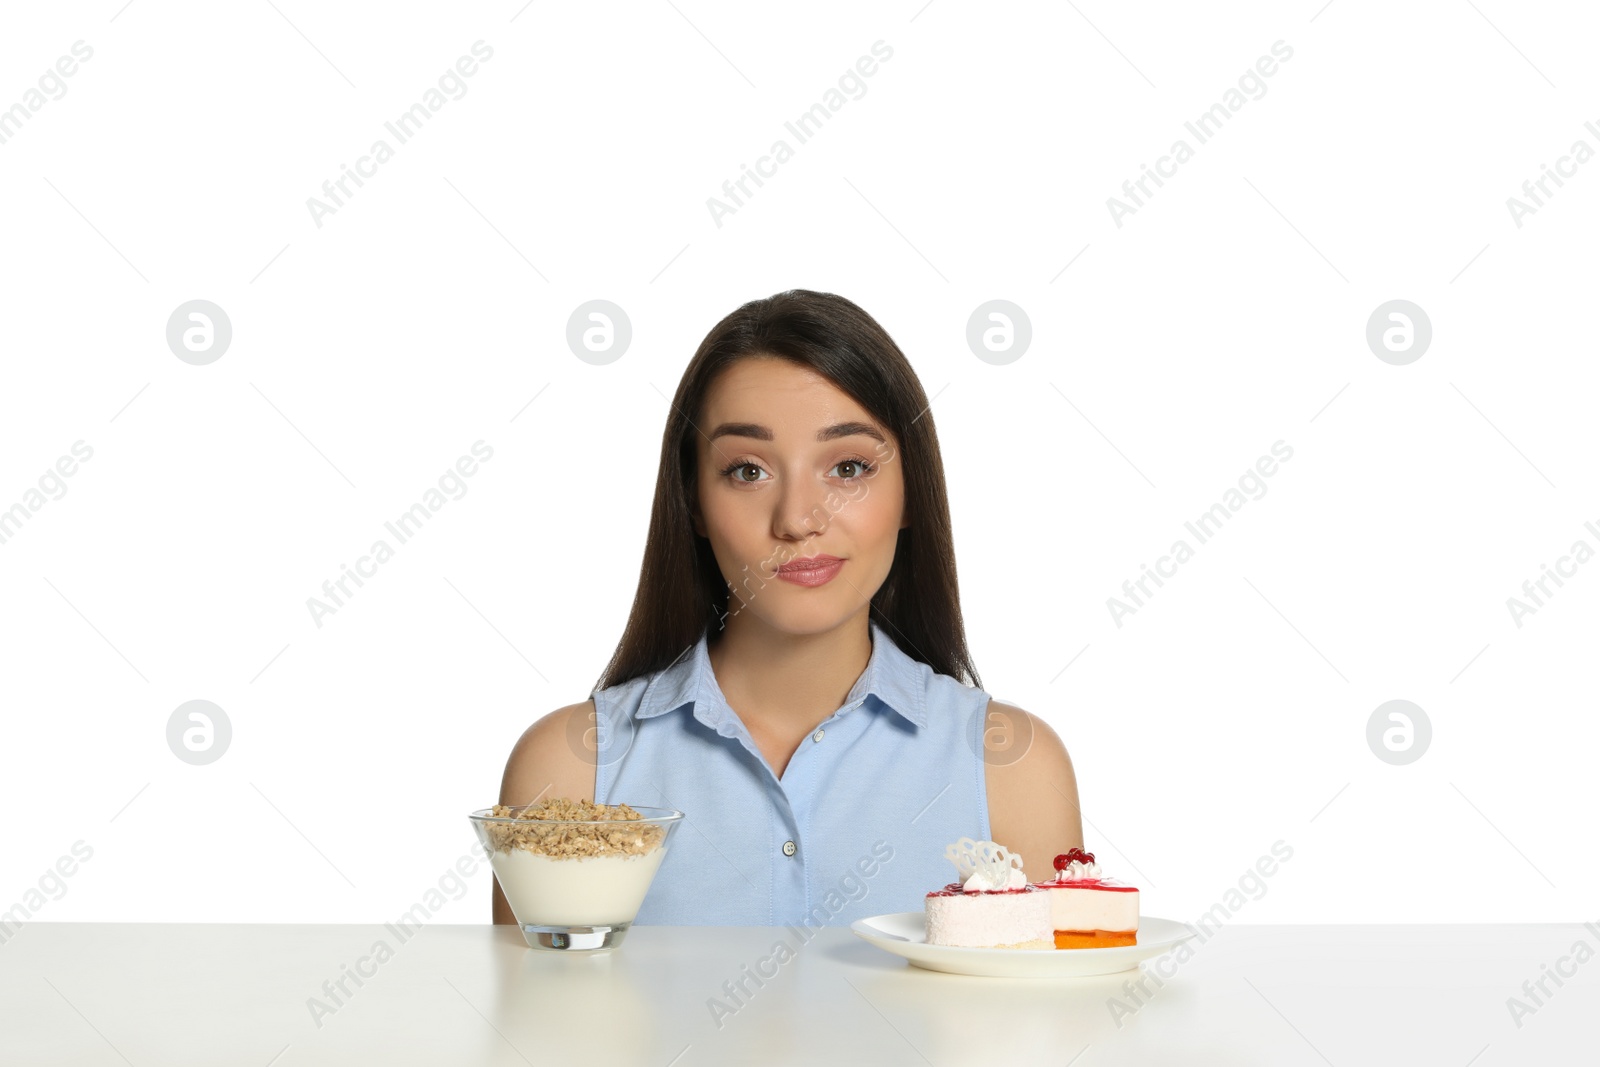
[724,462,767,483]
[832,459,876,479]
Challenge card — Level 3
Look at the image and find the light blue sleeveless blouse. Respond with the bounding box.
[592,620,994,927]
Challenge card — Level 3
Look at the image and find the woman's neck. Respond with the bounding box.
[707,609,873,731]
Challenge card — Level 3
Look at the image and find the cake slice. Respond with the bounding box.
[924,837,1052,949]
[1029,848,1139,948]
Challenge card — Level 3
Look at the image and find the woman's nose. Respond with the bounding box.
[772,475,830,541]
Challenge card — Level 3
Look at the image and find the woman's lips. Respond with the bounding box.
[776,556,844,587]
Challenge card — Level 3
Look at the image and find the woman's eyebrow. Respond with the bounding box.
[707,420,886,444]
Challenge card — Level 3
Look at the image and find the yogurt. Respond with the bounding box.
[492,846,667,926]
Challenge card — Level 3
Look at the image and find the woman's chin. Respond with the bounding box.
[731,603,865,639]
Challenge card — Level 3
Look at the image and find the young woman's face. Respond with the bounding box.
[691,357,907,635]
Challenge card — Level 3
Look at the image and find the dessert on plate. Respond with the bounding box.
[1029,847,1139,948]
[924,837,1052,949]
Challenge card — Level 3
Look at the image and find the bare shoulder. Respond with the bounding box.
[499,699,598,807]
[981,699,1084,883]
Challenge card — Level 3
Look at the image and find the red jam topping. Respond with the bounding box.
[1030,877,1138,893]
[1042,848,1137,891]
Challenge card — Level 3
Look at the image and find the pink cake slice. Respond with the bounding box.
[924,881,1053,949]
[923,837,1052,949]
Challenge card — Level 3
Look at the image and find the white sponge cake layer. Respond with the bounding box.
[1039,884,1139,932]
[925,889,1052,949]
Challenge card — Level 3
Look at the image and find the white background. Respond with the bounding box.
[1,0,1595,928]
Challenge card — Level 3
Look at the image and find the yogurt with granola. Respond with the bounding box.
[480,799,670,927]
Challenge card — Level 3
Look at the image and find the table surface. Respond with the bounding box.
[2,921,1593,1065]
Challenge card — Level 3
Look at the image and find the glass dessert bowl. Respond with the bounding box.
[470,798,683,952]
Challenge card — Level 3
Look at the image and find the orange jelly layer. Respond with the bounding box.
[1055,930,1137,950]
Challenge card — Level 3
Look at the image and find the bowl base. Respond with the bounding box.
[521,922,632,952]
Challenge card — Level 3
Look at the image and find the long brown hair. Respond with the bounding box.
[593,289,981,693]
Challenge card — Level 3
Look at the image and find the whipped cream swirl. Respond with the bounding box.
[962,866,1026,892]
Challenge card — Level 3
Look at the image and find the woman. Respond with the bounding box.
[494,289,1083,927]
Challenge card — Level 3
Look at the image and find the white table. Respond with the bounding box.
[1,922,1591,1064]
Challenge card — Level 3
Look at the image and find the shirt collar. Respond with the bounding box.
[633,619,929,730]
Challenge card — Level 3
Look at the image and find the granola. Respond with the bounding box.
[482,797,666,858]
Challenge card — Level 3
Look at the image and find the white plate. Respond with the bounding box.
[849,912,1196,977]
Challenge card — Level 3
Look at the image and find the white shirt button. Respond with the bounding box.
[812,728,825,743]
[782,840,796,857]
